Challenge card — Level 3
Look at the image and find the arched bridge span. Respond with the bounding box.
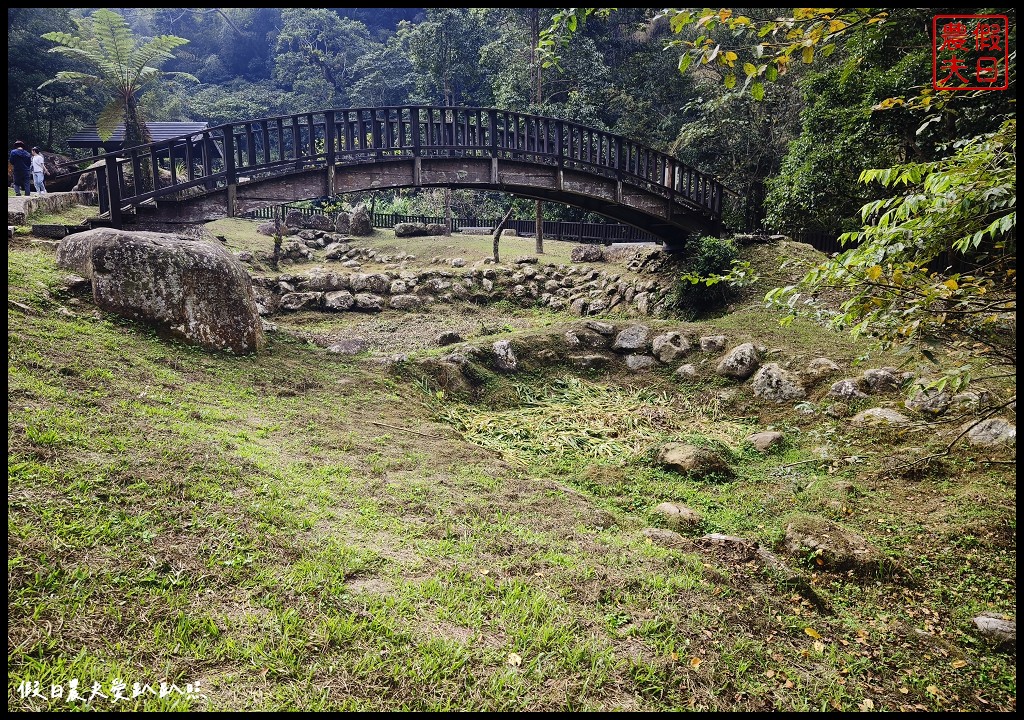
[79,106,730,244]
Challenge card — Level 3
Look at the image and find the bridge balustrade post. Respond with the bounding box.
[489,109,499,184]
[325,110,337,165]
[105,155,122,227]
[488,110,498,157]
[201,131,213,189]
[223,128,237,217]
[96,165,109,215]
[412,107,421,156]
[551,121,561,169]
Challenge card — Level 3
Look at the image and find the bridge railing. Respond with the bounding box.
[71,106,727,227]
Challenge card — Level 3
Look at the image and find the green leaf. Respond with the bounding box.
[751,82,765,101]
[677,53,692,74]
[743,62,758,77]
[724,73,737,89]
[801,45,815,64]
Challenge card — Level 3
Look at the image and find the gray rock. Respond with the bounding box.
[715,342,762,380]
[327,338,368,355]
[828,378,867,400]
[279,292,323,311]
[389,294,422,310]
[323,290,355,311]
[625,354,656,371]
[349,205,372,236]
[300,272,350,292]
[699,335,727,352]
[612,324,651,352]
[653,502,703,530]
[641,527,688,549]
[850,407,912,426]
[585,320,615,336]
[652,331,691,364]
[805,357,841,379]
[324,243,353,261]
[334,212,350,234]
[569,354,610,369]
[437,331,464,346]
[675,363,698,379]
[905,388,952,416]
[493,340,517,371]
[571,245,604,263]
[972,613,1015,648]
[353,293,383,311]
[862,367,904,393]
[965,418,1016,447]
[746,431,785,453]
[394,222,430,238]
[751,363,806,402]
[657,442,733,479]
[782,516,892,576]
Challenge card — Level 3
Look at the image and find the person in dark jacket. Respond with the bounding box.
[9,140,32,196]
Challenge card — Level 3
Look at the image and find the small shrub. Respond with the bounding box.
[667,235,754,317]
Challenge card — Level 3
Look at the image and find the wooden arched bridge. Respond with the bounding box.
[76,106,729,245]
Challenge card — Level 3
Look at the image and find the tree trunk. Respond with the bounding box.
[124,97,154,193]
[444,187,453,236]
[492,205,515,263]
[531,8,544,254]
[535,199,544,254]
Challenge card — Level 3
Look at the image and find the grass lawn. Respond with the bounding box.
[8,205,1016,711]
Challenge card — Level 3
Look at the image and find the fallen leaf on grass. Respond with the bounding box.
[950,659,967,669]
[813,640,825,653]
[805,627,822,639]
[689,657,702,669]
[859,698,874,710]
[507,652,522,667]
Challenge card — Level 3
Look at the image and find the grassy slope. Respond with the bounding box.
[7,216,1016,711]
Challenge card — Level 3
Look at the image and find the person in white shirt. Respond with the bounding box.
[30,147,48,195]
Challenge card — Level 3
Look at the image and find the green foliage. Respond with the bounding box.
[273,10,378,108]
[7,8,96,153]
[40,9,196,146]
[397,8,493,106]
[766,119,1017,375]
[655,8,890,100]
[668,235,757,317]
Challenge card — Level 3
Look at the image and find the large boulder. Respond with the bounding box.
[349,205,373,236]
[571,244,604,263]
[56,228,265,354]
[394,222,430,238]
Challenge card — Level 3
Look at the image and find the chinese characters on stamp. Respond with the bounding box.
[933,14,1010,91]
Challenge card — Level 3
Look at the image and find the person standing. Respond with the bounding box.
[30,147,48,194]
[9,140,32,196]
